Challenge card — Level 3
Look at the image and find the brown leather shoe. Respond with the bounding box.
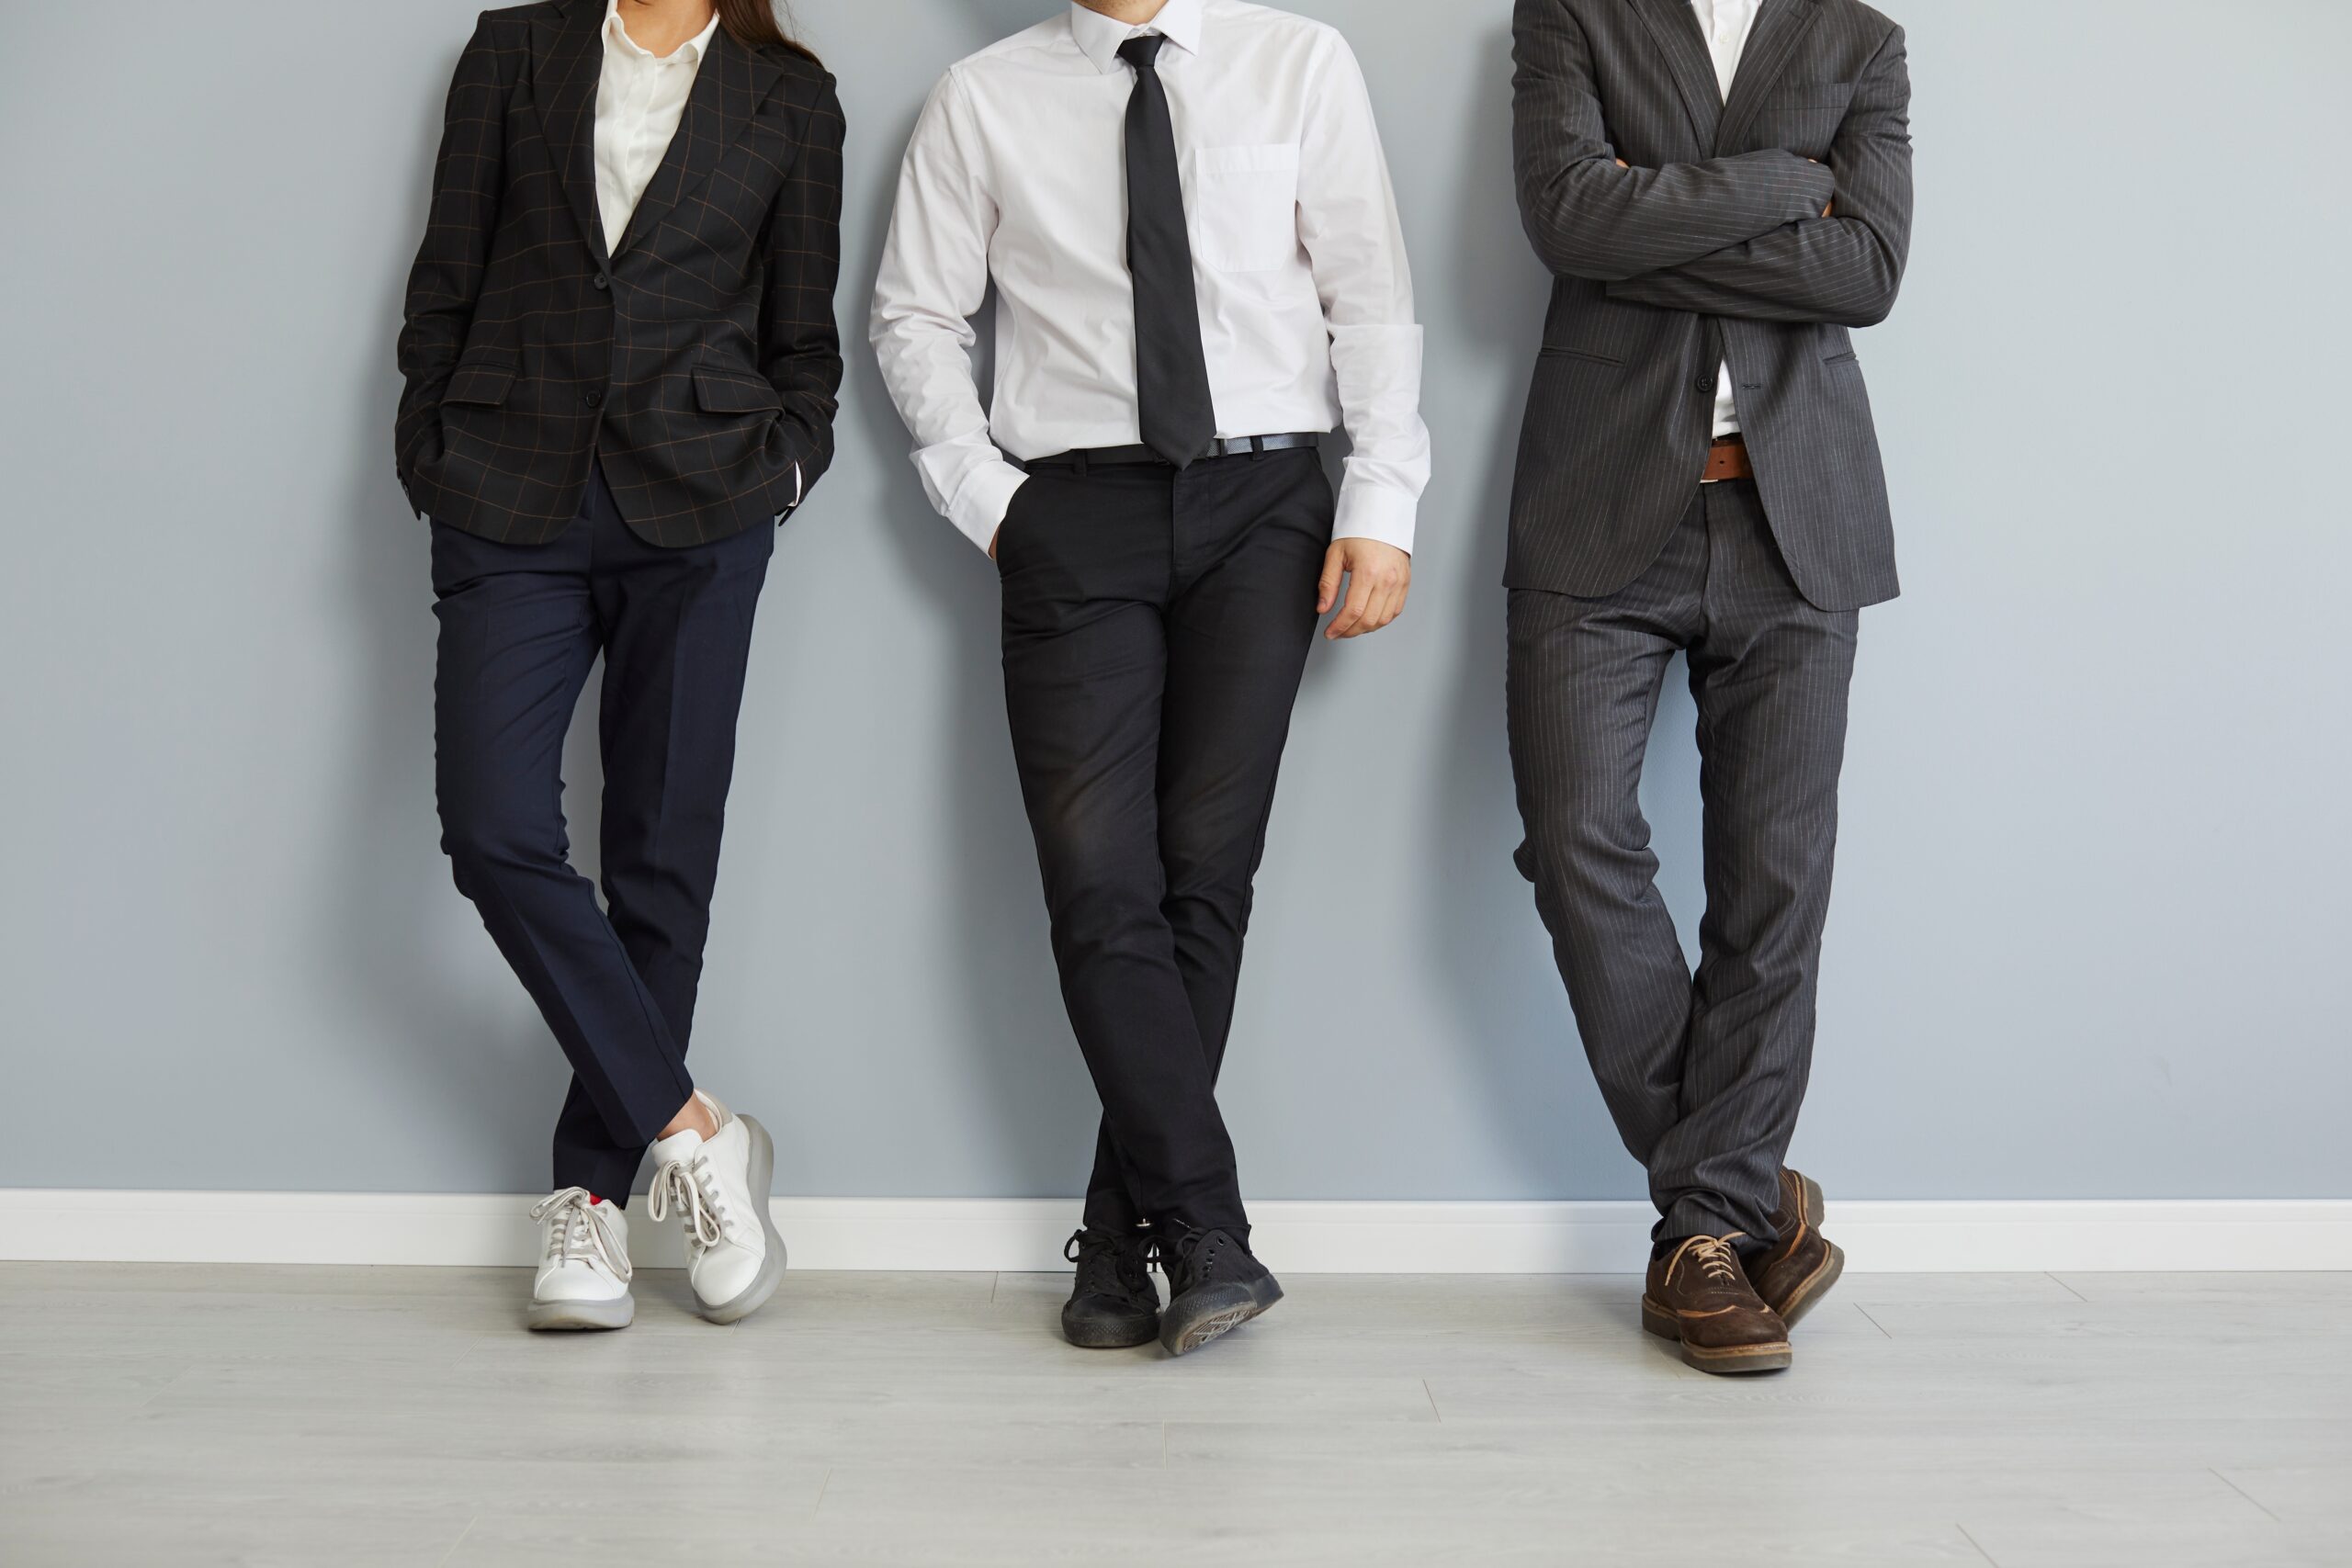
[1641,1235,1792,1374]
[1749,1168,1846,1327]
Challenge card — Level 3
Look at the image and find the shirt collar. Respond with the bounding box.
[604,0,722,65]
[1069,0,1207,75]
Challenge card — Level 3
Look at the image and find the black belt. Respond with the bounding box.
[1021,433,1320,474]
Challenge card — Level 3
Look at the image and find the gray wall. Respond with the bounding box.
[1,1,2345,1203]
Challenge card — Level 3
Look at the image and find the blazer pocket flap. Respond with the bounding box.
[693,368,783,414]
[443,353,518,408]
[1538,345,1625,367]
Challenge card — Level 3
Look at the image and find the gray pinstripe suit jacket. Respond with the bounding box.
[1507,0,1912,612]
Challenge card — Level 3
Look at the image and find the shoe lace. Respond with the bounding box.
[648,1155,728,1253]
[1163,1227,1223,1286]
[529,1188,632,1282]
[1680,1235,1747,1287]
[1066,1229,1155,1298]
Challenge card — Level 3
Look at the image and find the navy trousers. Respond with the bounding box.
[431,463,774,1202]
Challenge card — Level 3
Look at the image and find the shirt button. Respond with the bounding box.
[594,272,610,290]
[584,390,605,410]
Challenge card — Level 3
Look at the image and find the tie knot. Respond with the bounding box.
[1118,34,1167,71]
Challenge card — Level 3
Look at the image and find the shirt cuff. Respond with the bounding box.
[946,457,1030,554]
[1331,480,1418,557]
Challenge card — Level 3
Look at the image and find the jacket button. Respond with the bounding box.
[1695,378,1714,395]
[584,390,605,410]
[594,272,610,290]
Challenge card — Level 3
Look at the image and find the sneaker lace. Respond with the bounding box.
[529,1188,632,1282]
[648,1155,729,1253]
[1163,1227,1223,1286]
[1065,1229,1153,1298]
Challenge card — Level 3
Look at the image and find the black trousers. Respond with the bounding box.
[432,461,773,1202]
[996,448,1332,1242]
[1507,479,1858,1246]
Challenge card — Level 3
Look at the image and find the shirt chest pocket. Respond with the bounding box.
[1187,145,1302,274]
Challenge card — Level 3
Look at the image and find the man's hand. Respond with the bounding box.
[1317,538,1411,640]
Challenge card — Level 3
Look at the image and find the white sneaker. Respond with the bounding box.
[648,1091,786,1324]
[527,1188,634,1331]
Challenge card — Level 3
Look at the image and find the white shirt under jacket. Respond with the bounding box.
[870,0,1431,555]
[1690,0,1762,439]
[593,0,720,254]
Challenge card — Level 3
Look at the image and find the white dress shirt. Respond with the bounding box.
[593,1,719,254]
[1690,0,1762,439]
[871,0,1430,555]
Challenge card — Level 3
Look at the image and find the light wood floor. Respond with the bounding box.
[3,1265,2346,1566]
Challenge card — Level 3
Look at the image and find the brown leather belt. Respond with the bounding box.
[1703,434,1754,483]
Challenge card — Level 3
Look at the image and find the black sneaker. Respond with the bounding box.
[1158,1227,1282,1357]
[1060,1228,1160,1348]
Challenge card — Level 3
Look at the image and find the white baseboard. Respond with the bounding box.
[3,1192,2346,1272]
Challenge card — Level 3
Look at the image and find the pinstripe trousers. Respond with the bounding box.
[1508,479,1857,1246]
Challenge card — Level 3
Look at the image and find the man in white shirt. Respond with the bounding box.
[872,0,1429,1357]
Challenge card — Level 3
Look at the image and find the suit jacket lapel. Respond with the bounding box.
[536,0,610,265]
[614,31,783,259]
[1719,0,1822,152]
[1628,0,1724,154]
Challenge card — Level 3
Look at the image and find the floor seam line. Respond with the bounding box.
[811,1466,833,1519]
[1956,1522,1999,1565]
[2210,1467,2283,1524]
[433,1514,477,1568]
[1423,1379,1442,1420]
[1854,1303,1894,1339]
[2046,1271,2090,1303]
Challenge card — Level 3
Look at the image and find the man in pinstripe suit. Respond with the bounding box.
[1505,0,1911,1373]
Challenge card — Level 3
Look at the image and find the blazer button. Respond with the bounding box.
[584,390,605,410]
[1695,378,1714,395]
[594,272,610,290]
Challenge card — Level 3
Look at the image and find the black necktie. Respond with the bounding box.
[1117,35,1216,468]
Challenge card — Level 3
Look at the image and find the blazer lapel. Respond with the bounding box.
[614,31,784,259]
[1718,0,1823,152]
[536,0,610,265]
[1627,0,1724,154]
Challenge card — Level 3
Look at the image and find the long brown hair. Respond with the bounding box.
[713,0,820,64]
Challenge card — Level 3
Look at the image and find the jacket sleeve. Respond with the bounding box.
[758,73,847,501]
[394,14,511,479]
[1511,0,1836,281]
[1605,26,1914,326]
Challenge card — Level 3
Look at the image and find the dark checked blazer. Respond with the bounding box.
[395,0,844,547]
[1508,0,1913,612]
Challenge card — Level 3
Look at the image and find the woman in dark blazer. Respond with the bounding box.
[393,0,842,1334]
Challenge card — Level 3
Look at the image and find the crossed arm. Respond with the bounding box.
[1606,28,1914,327]
[1510,0,1834,281]
[1510,0,1913,327]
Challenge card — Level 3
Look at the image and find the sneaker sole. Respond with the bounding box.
[1159,1278,1283,1357]
[1060,1310,1162,1350]
[700,1114,788,1326]
[527,1295,635,1332]
[1641,1298,1792,1375]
